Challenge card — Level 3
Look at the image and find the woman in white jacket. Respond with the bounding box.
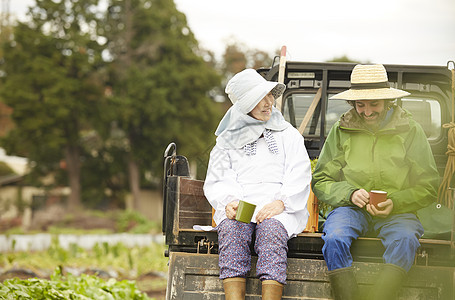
[204,69,312,300]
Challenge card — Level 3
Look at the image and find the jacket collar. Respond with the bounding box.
[339,105,411,133]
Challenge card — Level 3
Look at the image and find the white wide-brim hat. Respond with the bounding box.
[330,64,410,101]
[225,69,286,114]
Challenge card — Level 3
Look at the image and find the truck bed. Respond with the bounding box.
[163,172,455,299]
[166,252,453,299]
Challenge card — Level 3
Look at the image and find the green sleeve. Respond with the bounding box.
[311,123,358,207]
[388,121,438,213]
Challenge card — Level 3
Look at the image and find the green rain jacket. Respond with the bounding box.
[311,105,439,214]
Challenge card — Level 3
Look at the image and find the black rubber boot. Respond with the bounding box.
[369,264,407,300]
[327,267,360,300]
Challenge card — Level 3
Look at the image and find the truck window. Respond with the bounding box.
[401,97,441,140]
[283,92,353,136]
[283,93,441,141]
[326,97,442,139]
[326,96,351,134]
[283,93,322,136]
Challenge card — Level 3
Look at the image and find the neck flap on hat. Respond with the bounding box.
[215,103,290,150]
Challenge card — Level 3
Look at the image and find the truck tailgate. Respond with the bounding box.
[165,251,454,299]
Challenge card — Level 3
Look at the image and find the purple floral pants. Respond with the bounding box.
[217,218,289,284]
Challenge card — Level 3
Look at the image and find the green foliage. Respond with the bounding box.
[0,0,106,208]
[221,40,274,75]
[310,158,318,173]
[0,161,16,176]
[0,0,104,160]
[1,241,168,278]
[0,0,227,209]
[79,149,128,208]
[327,55,368,64]
[104,0,222,176]
[116,210,160,233]
[0,268,151,300]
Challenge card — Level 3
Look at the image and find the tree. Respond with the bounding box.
[0,161,15,176]
[221,40,275,75]
[218,40,276,104]
[0,0,105,210]
[327,55,365,63]
[0,23,14,139]
[103,0,221,209]
[222,42,248,76]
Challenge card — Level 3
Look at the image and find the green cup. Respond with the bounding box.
[235,200,256,223]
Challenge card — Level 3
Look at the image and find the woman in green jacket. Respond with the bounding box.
[311,64,439,300]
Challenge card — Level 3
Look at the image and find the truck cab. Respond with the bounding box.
[163,60,455,299]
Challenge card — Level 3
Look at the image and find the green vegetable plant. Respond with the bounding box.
[1,241,168,279]
[0,267,151,300]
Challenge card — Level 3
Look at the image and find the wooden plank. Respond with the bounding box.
[166,252,453,299]
[178,177,212,229]
[179,195,210,210]
[180,177,205,196]
[275,46,287,112]
[303,187,319,233]
[298,88,322,135]
[179,215,212,228]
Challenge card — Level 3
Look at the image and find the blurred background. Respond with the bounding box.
[0,0,453,298]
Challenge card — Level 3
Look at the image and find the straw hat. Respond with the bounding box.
[330,64,410,101]
[225,69,285,114]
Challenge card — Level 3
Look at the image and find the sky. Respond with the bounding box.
[6,0,455,66]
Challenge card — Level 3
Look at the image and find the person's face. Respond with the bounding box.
[249,92,274,121]
[354,99,387,125]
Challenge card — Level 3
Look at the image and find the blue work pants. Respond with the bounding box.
[322,206,424,272]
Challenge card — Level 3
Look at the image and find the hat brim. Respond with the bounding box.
[244,82,286,113]
[330,87,410,101]
[271,82,286,99]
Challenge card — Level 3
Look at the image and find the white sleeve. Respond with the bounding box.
[203,145,243,213]
[276,128,312,213]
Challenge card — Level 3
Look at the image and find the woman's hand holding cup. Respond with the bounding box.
[225,200,239,220]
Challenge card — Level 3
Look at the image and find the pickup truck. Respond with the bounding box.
[162,60,455,299]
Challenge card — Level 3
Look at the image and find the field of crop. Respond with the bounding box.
[0,240,168,299]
